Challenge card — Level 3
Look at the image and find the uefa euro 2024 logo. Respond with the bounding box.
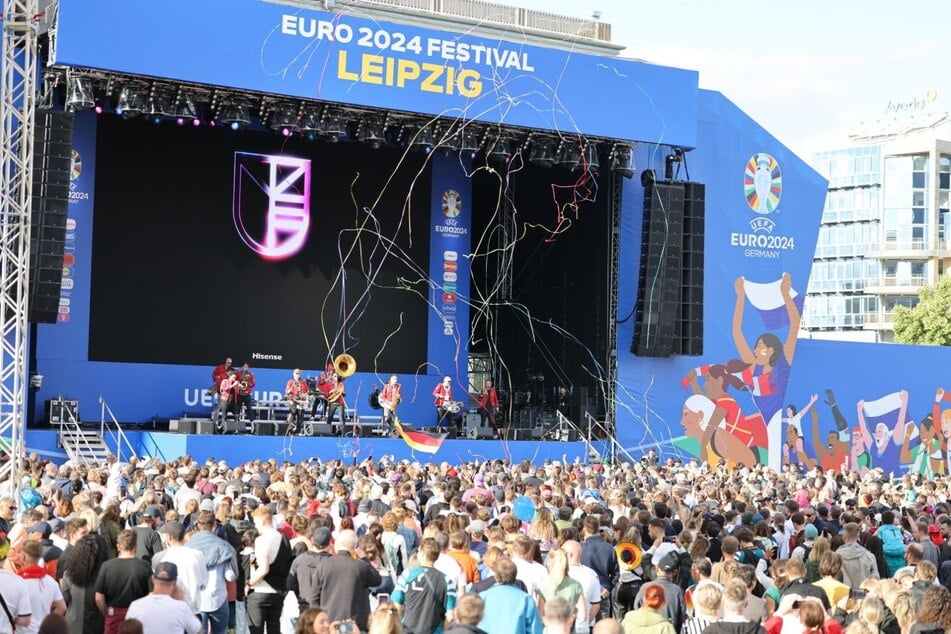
[233,152,312,261]
[744,153,782,234]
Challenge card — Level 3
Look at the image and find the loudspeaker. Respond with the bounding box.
[222,419,244,434]
[675,182,705,356]
[632,181,684,358]
[29,109,74,324]
[308,423,334,436]
[196,420,216,435]
[511,429,533,440]
[254,422,275,436]
[169,419,196,434]
[46,399,79,424]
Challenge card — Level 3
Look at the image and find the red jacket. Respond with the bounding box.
[237,371,255,395]
[286,379,309,402]
[479,387,499,410]
[433,383,452,407]
[212,363,230,388]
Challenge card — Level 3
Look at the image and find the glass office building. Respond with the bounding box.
[804,120,951,342]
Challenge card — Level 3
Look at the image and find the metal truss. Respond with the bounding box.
[604,169,621,462]
[0,0,39,500]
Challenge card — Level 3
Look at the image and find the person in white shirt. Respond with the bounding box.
[512,535,549,599]
[0,540,31,634]
[16,540,64,634]
[563,540,601,634]
[186,511,238,634]
[126,562,202,634]
[247,505,289,634]
[153,521,208,615]
[174,471,202,515]
[432,532,467,600]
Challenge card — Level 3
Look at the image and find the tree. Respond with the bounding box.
[893,275,951,345]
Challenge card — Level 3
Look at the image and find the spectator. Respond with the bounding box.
[511,535,548,598]
[537,548,586,624]
[125,562,202,634]
[59,533,106,634]
[392,537,455,634]
[288,526,333,614]
[294,608,331,634]
[695,579,765,634]
[621,584,674,634]
[247,505,292,634]
[541,595,575,634]
[477,557,542,634]
[152,520,208,616]
[633,553,686,632]
[93,529,151,634]
[581,515,617,617]
[680,581,721,634]
[132,507,163,563]
[838,523,880,588]
[367,602,402,634]
[186,510,238,634]
[16,539,66,634]
[814,552,850,609]
[781,558,831,610]
[0,536,32,632]
[562,540,601,634]
[446,594,488,634]
[310,529,381,632]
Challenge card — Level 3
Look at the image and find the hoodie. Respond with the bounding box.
[702,621,765,634]
[621,607,676,634]
[837,542,879,587]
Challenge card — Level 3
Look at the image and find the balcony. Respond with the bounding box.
[863,275,927,295]
[865,239,951,259]
[863,311,895,330]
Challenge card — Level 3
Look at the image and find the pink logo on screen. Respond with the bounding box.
[233,152,312,261]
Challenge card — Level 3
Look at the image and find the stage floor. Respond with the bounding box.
[24,429,595,465]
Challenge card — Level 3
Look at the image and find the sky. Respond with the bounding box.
[505,0,949,163]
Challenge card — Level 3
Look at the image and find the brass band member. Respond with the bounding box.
[236,362,256,423]
[285,368,309,433]
[216,370,240,433]
[210,356,232,421]
[433,376,461,430]
[325,372,346,436]
[479,379,500,428]
[379,374,402,432]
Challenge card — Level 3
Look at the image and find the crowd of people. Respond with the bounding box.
[1,450,951,634]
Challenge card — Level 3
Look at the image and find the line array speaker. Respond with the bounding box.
[674,182,704,356]
[29,109,74,323]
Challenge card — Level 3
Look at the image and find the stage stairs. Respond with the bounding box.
[55,396,140,467]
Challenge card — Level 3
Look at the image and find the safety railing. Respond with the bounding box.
[56,398,99,468]
[99,396,139,463]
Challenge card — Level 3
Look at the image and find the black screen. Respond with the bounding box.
[89,116,431,371]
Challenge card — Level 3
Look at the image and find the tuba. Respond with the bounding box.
[328,354,355,402]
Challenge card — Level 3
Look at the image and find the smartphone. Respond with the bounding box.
[378,594,390,604]
[849,588,867,600]
[337,622,354,634]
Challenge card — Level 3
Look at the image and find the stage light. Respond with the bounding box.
[322,111,348,142]
[115,86,144,119]
[584,144,600,172]
[358,117,385,149]
[93,105,103,115]
[270,103,299,134]
[175,93,199,122]
[65,75,94,112]
[218,101,250,130]
[460,127,480,157]
[411,125,434,153]
[611,145,635,179]
[529,139,555,168]
[149,90,172,122]
[487,136,510,163]
[557,142,581,170]
[300,107,323,138]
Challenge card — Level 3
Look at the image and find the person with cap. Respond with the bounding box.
[94,529,152,634]
[836,522,879,589]
[288,525,334,615]
[132,506,163,563]
[152,521,208,616]
[632,553,685,633]
[15,539,65,634]
[392,537,456,634]
[467,520,488,558]
[791,524,818,561]
[0,536,32,632]
[125,562,202,634]
[185,511,238,634]
[25,521,62,577]
[309,529,381,632]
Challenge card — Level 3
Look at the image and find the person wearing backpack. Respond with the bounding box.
[246,506,291,634]
[877,510,907,576]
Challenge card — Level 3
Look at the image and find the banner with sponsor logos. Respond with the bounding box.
[52,0,698,146]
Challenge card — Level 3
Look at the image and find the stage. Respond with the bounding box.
[23,429,596,466]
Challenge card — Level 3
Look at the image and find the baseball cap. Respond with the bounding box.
[47,518,65,534]
[929,525,944,546]
[153,561,178,582]
[803,524,819,540]
[312,527,332,547]
[159,521,185,541]
[741,512,754,526]
[26,521,51,539]
[469,520,486,534]
[657,552,680,573]
[199,499,215,513]
[144,506,163,519]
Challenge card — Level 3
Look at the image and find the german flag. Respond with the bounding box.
[394,420,447,454]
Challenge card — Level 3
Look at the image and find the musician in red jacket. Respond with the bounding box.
[285,368,309,433]
[217,370,240,433]
[325,373,346,436]
[210,357,232,421]
[479,379,500,428]
[380,374,402,432]
[311,362,336,420]
[433,376,461,430]
[236,362,256,423]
